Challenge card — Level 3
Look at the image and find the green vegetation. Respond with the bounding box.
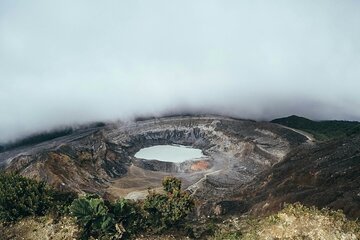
[70,176,194,239]
[0,173,52,221]
[4,173,358,239]
[0,174,194,239]
[144,176,194,231]
[0,173,75,222]
[271,115,360,141]
[112,198,144,236]
[0,173,194,239]
[70,196,115,239]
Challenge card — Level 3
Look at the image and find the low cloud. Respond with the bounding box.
[1,1,360,142]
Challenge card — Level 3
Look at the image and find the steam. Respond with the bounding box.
[1,0,360,142]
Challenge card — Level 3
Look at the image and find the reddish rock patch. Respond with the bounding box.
[190,160,210,171]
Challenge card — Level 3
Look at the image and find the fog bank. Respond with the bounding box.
[1,0,360,142]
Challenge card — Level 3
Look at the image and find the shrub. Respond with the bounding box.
[49,190,78,216]
[143,176,194,232]
[0,173,54,221]
[162,176,181,194]
[112,198,144,237]
[143,191,169,229]
[70,196,115,239]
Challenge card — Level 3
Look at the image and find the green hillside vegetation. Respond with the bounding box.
[0,173,76,222]
[271,115,360,141]
[0,174,194,240]
[1,173,359,239]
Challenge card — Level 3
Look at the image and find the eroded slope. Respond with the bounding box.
[228,134,360,219]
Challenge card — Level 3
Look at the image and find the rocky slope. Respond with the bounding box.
[227,134,360,219]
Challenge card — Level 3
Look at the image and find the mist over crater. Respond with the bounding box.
[1,1,360,142]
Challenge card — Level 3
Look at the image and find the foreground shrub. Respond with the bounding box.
[112,198,144,237]
[70,196,115,239]
[143,176,195,232]
[0,173,54,221]
[49,189,78,216]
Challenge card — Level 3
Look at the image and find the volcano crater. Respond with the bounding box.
[0,116,308,206]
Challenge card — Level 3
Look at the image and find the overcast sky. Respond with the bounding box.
[1,0,360,142]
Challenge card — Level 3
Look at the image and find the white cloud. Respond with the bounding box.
[1,0,360,142]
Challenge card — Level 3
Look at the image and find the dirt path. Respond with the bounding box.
[278,125,315,143]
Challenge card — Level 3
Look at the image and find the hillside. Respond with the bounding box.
[0,122,106,153]
[228,132,360,219]
[1,202,359,239]
[271,115,360,141]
